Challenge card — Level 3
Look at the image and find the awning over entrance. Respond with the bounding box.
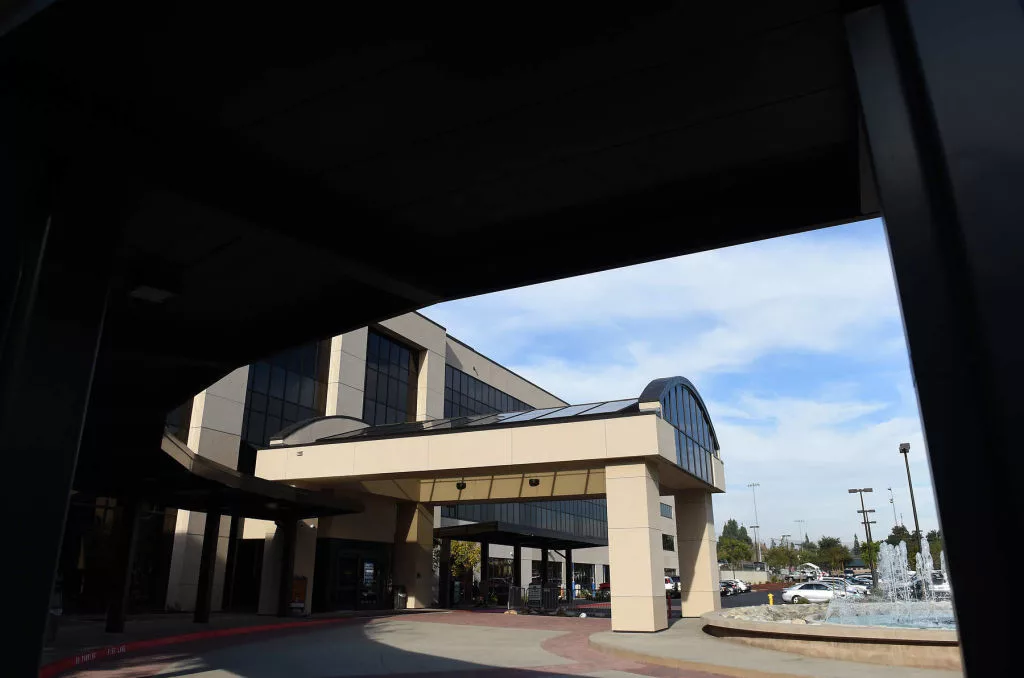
[434,520,606,551]
[76,433,363,520]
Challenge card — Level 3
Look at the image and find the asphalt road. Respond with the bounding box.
[666,589,771,611]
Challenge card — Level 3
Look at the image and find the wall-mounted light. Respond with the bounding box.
[456,481,467,491]
[528,478,540,487]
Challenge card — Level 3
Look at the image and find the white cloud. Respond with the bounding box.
[711,395,938,542]
[421,220,942,543]
[425,225,902,403]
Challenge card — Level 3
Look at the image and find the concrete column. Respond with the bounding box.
[166,367,247,612]
[393,503,434,608]
[540,549,549,586]
[512,544,522,588]
[1,145,114,673]
[105,502,142,633]
[193,510,221,623]
[326,329,367,418]
[565,548,574,601]
[439,538,451,608]
[276,519,298,617]
[479,540,490,602]
[674,490,720,617]
[606,461,667,632]
[257,519,316,616]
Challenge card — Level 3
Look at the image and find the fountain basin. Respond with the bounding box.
[701,607,961,671]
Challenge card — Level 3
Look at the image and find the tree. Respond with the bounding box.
[764,543,796,573]
[861,540,880,571]
[450,540,480,577]
[717,537,753,577]
[886,524,911,546]
[886,525,921,564]
[817,536,851,573]
[721,519,753,545]
[852,534,861,556]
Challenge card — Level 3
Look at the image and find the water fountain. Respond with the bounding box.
[702,536,961,669]
[823,536,955,629]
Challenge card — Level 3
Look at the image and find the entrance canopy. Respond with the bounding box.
[256,377,725,502]
[78,433,364,520]
[435,520,606,551]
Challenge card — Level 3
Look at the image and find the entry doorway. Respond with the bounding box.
[312,539,392,613]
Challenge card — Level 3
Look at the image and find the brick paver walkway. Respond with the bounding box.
[55,611,728,678]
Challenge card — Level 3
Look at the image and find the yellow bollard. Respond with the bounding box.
[768,593,774,605]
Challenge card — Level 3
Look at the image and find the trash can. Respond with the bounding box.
[393,585,408,610]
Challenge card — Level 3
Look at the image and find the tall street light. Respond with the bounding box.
[747,482,761,562]
[849,488,878,587]
[899,442,921,537]
[794,519,806,543]
[888,487,899,528]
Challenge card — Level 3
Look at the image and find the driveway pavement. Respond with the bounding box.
[58,611,726,678]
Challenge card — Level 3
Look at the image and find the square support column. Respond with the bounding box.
[438,538,451,608]
[393,503,434,608]
[275,518,298,617]
[512,544,522,588]
[674,490,720,617]
[193,510,222,623]
[565,549,574,601]
[540,548,549,586]
[479,541,490,602]
[606,461,667,632]
[105,502,142,633]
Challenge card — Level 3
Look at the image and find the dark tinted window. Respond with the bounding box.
[363,330,419,426]
[444,364,531,417]
[241,339,330,448]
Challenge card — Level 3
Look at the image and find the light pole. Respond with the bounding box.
[849,488,878,587]
[887,487,899,527]
[899,443,921,537]
[794,519,806,544]
[747,482,761,562]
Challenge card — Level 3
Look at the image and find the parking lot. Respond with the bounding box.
[720,589,770,608]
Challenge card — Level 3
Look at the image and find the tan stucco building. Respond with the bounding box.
[160,312,724,632]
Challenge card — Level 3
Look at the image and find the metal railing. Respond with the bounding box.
[507,585,611,616]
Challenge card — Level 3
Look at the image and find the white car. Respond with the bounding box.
[821,577,869,595]
[781,581,848,604]
[721,579,750,593]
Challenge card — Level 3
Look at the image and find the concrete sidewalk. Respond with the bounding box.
[42,609,441,664]
[589,619,963,678]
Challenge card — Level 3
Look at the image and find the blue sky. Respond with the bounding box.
[421,218,940,547]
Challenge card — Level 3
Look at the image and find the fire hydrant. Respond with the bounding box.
[768,593,775,606]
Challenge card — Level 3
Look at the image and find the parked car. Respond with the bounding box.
[664,576,681,597]
[781,581,848,604]
[720,581,738,596]
[821,577,868,595]
[929,570,951,599]
[721,579,750,593]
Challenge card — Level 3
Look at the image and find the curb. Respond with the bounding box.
[587,635,805,678]
[40,616,359,678]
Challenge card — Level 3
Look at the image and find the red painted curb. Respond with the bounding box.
[39,617,354,678]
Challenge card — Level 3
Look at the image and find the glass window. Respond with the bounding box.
[269,366,286,399]
[581,398,638,416]
[252,363,270,394]
[662,534,675,551]
[536,404,594,419]
[299,376,315,408]
[660,503,673,519]
[250,392,267,413]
